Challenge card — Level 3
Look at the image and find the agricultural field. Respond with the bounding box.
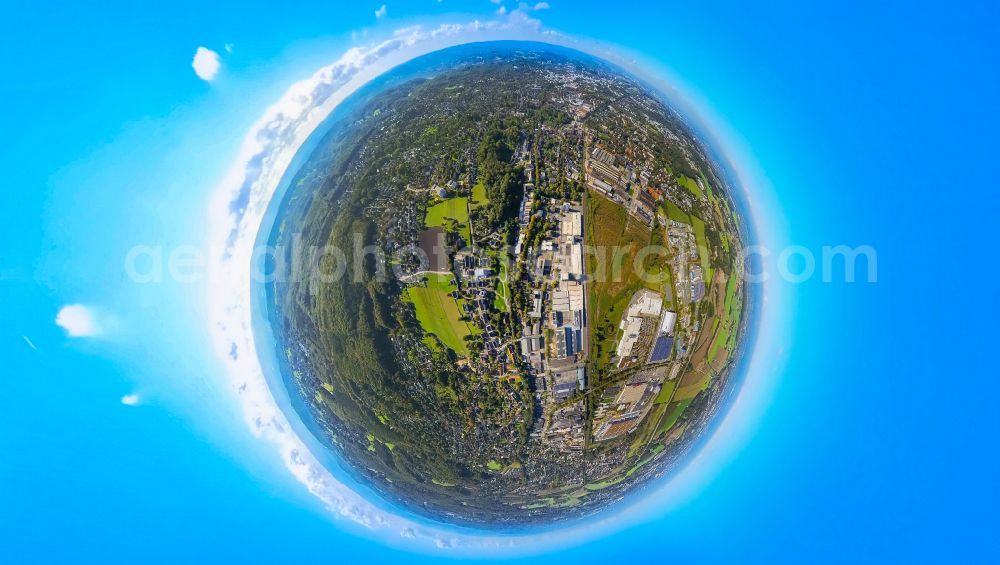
[656,398,693,435]
[673,373,710,401]
[654,380,676,404]
[403,273,476,356]
[708,271,743,368]
[691,215,713,288]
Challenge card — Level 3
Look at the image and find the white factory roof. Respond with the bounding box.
[659,310,677,334]
[630,290,662,317]
[561,211,582,238]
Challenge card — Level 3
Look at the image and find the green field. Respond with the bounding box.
[654,380,676,404]
[691,214,713,289]
[404,273,476,356]
[698,170,714,199]
[708,326,730,364]
[660,263,675,308]
[471,179,488,207]
[724,272,738,318]
[664,200,691,223]
[656,398,693,435]
[494,260,510,311]
[673,374,710,401]
[586,191,654,367]
[585,475,627,491]
[677,174,704,199]
[425,196,471,246]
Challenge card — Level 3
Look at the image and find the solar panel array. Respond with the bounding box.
[648,335,674,362]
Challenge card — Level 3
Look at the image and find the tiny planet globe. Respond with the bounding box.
[262,41,754,528]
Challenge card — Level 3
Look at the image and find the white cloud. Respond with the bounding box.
[192,47,221,81]
[518,1,549,11]
[375,4,387,19]
[224,43,234,54]
[22,335,37,350]
[55,304,100,337]
[496,5,507,15]
[121,394,141,406]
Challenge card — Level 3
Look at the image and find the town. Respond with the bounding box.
[270,48,750,524]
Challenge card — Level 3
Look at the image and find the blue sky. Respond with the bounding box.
[2,0,998,562]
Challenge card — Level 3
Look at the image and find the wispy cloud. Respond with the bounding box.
[192,46,221,81]
[22,335,38,350]
[375,4,387,19]
[55,304,101,337]
[121,394,141,406]
[496,5,507,15]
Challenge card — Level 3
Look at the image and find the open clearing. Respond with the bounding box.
[677,174,705,199]
[654,380,676,404]
[494,260,510,311]
[585,191,653,368]
[471,179,488,207]
[404,273,476,356]
[656,398,693,435]
[425,196,471,247]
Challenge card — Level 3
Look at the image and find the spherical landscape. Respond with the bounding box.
[262,42,754,528]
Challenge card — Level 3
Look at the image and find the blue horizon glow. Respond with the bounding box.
[211,31,785,555]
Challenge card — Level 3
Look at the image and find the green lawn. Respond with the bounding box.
[494,260,510,311]
[471,179,488,207]
[677,174,705,199]
[653,381,676,405]
[404,273,475,357]
[425,196,471,247]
